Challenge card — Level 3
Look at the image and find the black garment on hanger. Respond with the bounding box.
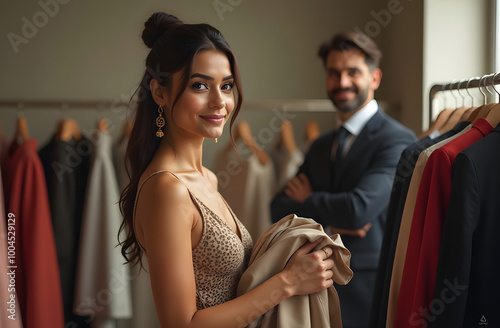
[429,124,500,327]
[39,135,91,327]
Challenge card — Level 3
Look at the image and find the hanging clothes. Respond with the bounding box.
[394,118,493,328]
[3,138,65,328]
[39,135,91,326]
[271,146,304,193]
[271,120,304,192]
[215,146,276,242]
[385,123,472,328]
[429,123,500,327]
[374,80,500,326]
[73,131,132,328]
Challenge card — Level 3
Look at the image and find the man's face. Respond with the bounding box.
[325,49,380,113]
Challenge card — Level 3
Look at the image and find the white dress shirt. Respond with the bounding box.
[334,99,379,158]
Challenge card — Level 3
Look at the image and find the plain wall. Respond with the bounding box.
[423,0,493,128]
[376,0,424,132]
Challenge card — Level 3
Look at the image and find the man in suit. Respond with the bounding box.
[270,30,416,328]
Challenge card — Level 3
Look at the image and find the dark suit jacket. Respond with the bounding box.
[428,124,500,328]
[271,108,416,269]
[271,108,416,327]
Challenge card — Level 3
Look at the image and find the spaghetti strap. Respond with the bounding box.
[139,170,181,189]
[133,170,181,253]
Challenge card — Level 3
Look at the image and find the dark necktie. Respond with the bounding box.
[335,126,349,160]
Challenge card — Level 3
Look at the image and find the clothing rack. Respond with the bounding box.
[428,72,500,126]
[0,99,336,112]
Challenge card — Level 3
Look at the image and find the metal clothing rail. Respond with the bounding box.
[0,100,127,111]
[0,99,336,112]
[428,73,500,126]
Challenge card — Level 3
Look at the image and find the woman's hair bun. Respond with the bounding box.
[142,12,183,49]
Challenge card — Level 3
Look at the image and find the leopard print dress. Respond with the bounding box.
[134,170,253,309]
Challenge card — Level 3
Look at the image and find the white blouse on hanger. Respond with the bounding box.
[215,144,276,242]
[73,131,132,328]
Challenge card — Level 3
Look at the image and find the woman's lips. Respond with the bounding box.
[200,115,225,125]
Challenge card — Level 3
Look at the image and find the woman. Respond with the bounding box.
[119,12,335,328]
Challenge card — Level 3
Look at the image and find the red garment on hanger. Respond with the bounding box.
[3,138,64,328]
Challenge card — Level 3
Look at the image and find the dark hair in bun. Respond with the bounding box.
[119,12,244,267]
[141,12,183,49]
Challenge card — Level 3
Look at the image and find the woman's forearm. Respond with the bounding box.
[187,273,291,328]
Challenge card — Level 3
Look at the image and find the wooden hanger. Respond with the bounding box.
[97,119,108,133]
[458,105,477,122]
[437,106,470,134]
[55,118,82,142]
[418,108,453,139]
[13,117,30,144]
[469,74,500,124]
[305,120,320,144]
[233,121,270,165]
[466,104,483,123]
[484,102,500,128]
[276,120,297,153]
[471,102,496,124]
[432,80,476,134]
[475,73,500,126]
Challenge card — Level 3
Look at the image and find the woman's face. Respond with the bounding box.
[166,49,235,141]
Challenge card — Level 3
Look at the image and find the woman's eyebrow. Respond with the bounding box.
[190,73,233,80]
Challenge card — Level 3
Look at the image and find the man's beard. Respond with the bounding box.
[328,86,369,113]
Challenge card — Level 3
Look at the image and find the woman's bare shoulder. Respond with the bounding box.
[136,170,195,229]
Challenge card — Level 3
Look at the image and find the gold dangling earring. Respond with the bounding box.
[214,138,218,143]
[156,105,165,138]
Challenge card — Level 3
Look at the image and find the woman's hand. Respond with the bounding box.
[280,239,335,296]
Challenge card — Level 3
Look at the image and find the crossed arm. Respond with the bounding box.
[272,134,410,231]
[285,172,372,237]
